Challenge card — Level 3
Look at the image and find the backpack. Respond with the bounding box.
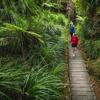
[71,36,78,45]
[70,25,75,33]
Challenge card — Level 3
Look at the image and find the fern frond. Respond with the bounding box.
[0,23,44,43]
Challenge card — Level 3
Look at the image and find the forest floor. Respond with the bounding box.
[90,79,100,100]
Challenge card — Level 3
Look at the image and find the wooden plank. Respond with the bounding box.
[68,44,96,100]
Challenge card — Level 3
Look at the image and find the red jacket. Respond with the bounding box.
[71,35,78,45]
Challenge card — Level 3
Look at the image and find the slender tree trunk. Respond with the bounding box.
[67,0,75,21]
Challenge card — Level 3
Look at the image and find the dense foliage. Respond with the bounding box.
[74,0,100,81]
[0,0,69,100]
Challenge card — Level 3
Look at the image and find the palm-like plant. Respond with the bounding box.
[0,23,43,42]
[0,67,26,100]
[0,1,68,100]
[80,0,100,16]
[21,67,63,100]
[0,0,39,16]
[0,23,44,55]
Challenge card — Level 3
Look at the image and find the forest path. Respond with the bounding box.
[68,43,96,100]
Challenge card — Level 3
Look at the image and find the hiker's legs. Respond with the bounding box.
[72,44,77,56]
[70,32,73,37]
[74,47,77,55]
[69,32,73,42]
[72,47,75,56]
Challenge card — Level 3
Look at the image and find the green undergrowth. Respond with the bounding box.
[80,40,100,82]
[86,58,100,82]
[81,40,100,59]
[0,8,69,100]
[75,18,100,84]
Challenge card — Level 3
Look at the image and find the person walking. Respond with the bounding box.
[70,33,78,57]
[69,21,75,37]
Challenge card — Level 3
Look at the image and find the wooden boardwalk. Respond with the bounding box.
[68,44,96,100]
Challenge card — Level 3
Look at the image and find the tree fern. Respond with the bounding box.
[0,23,44,43]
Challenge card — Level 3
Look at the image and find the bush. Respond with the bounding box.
[0,2,69,99]
[22,66,63,100]
[81,40,100,59]
[30,11,67,36]
[87,58,100,81]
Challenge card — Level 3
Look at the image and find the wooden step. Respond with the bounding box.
[68,44,96,100]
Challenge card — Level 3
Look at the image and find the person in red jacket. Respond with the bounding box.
[71,33,78,56]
